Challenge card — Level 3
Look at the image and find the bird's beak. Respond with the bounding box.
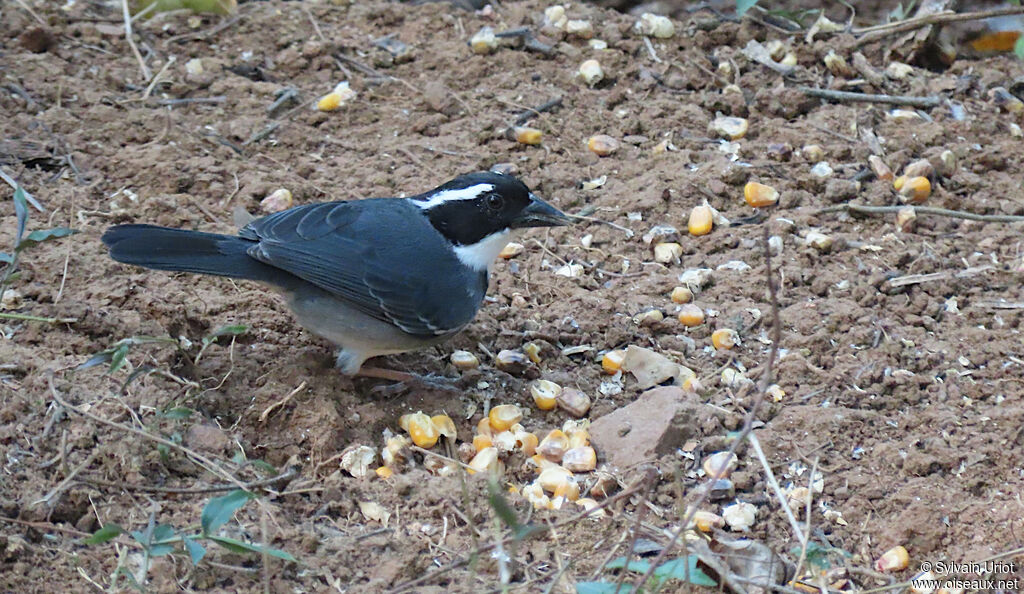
[512,193,572,228]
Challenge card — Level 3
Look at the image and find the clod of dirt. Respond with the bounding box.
[589,386,718,469]
[184,423,230,453]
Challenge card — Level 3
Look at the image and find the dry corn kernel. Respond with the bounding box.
[711,328,738,350]
[382,435,410,468]
[635,13,674,38]
[874,545,909,572]
[767,384,785,402]
[990,86,1024,114]
[692,510,725,532]
[653,242,683,263]
[578,59,604,86]
[671,286,693,303]
[530,379,561,410]
[513,126,542,145]
[587,134,620,156]
[488,404,522,432]
[632,309,664,326]
[743,182,779,208]
[431,414,456,440]
[469,26,497,54]
[702,451,738,478]
[407,412,440,448]
[556,387,592,417]
[468,447,503,475]
[802,144,825,162]
[562,446,597,472]
[709,115,748,140]
[515,430,539,456]
[375,466,393,479]
[565,19,594,39]
[522,481,552,510]
[893,175,907,191]
[476,417,493,438]
[316,82,356,112]
[537,429,569,461]
[523,342,542,364]
[869,155,894,181]
[677,304,705,327]
[902,159,934,179]
[823,50,851,77]
[899,176,931,204]
[538,466,574,493]
[896,206,917,232]
[492,430,517,454]
[499,242,524,259]
[682,374,703,394]
[567,429,589,450]
[472,434,493,452]
[260,188,293,213]
[804,231,833,252]
[450,350,479,370]
[688,204,713,236]
[601,349,625,374]
[575,497,606,517]
[553,478,581,501]
[530,453,560,472]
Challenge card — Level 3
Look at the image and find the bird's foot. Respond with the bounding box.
[358,366,460,394]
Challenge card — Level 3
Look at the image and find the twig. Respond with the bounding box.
[301,5,326,41]
[34,451,100,507]
[748,434,807,547]
[630,226,782,593]
[642,37,662,64]
[818,202,1024,223]
[149,96,227,106]
[0,515,90,537]
[121,0,151,81]
[13,0,47,27]
[0,168,45,211]
[884,265,994,289]
[259,381,306,422]
[0,313,78,324]
[854,6,1024,46]
[79,467,297,495]
[142,56,176,99]
[512,97,563,126]
[798,87,940,109]
[567,213,634,237]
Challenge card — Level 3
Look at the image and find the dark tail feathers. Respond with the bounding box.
[102,224,275,282]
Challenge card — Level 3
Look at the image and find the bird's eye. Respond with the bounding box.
[485,193,504,211]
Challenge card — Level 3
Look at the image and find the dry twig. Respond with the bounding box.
[121,0,151,81]
[819,203,1024,223]
[798,87,940,109]
[854,6,1024,46]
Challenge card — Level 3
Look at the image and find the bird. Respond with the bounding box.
[102,171,570,378]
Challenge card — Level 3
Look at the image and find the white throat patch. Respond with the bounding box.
[412,183,495,209]
[453,229,511,272]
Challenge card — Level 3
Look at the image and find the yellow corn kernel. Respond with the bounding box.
[398,414,413,432]
[677,304,705,327]
[317,92,342,112]
[692,510,724,532]
[538,466,574,493]
[375,466,393,479]
[515,430,539,456]
[499,242,524,259]
[553,478,581,501]
[702,451,738,478]
[513,126,542,145]
[874,545,909,572]
[467,447,501,475]
[601,349,625,374]
[530,379,561,411]
[523,342,542,364]
[472,434,493,452]
[869,155,894,181]
[522,481,551,509]
[476,417,493,438]
[688,204,713,236]
[562,446,597,472]
[492,431,517,454]
[743,182,779,208]
[488,404,523,432]
[653,242,683,263]
[407,412,440,449]
[682,374,704,394]
[530,453,560,472]
[537,429,569,461]
[575,497,607,517]
[567,428,589,450]
[431,414,456,440]
[450,350,479,370]
[671,286,692,304]
[893,175,907,191]
[899,176,931,204]
[587,134,620,156]
[711,328,738,350]
[767,383,786,402]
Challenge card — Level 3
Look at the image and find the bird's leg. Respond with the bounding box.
[355,366,419,382]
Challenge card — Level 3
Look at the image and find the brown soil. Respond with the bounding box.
[3,0,1024,592]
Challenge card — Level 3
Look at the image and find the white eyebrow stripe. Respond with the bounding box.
[410,183,494,209]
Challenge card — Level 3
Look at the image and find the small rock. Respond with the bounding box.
[824,179,859,203]
[185,423,230,453]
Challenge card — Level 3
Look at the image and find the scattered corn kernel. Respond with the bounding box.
[802,144,825,162]
[382,435,410,468]
[472,434,493,452]
[515,430,539,456]
[340,445,377,478]
[653,242,683,263]
[499,242,524,259]
[899,176,931,204]
[874,545,909,572]
[562,446,597,472]
[556,387,592,418]
[375,466,393,479]
[823,51,851,77]
[902,159,934,179]
[590,471,617,498]
[990,86,1024,114]
[469,26,498,54]
[722,501,757,532]
[565,19,594,38]
[495,349,530,374]
[720,368,750,389]
[431,414,456,440]
[522,342,542,364]
[513,126,543,145]
[565,426,589,449]
[488,404,523,432]
[260,188,292,213]
[553,478,581,502]
[693,510,725,532]
[893,175,907,191]
[476,417,493,438]
[530,379,561,410]
[523,481,552,509]
[635,13,674,38]
[468,447,502,475]
[492,430,517,454]
[688,204,713,236]
[530,453,560,472]
[677,304,705,327]
[587,134,619,156]
[886,61,914,79]
[632,309,664,326]
[702,451,738,478]
[543,5,568,29]
[450,350,480,371]
[671,286,693,303]
[709,115,748,140]
[896,206,917,232]
[538,466,574,493]
[578,59,604,86]
[601,349,625,374]
[406,412,440,448]
[936,150,957,177]
[682,375,704,394]
[743,182,779,208]
[786,486,810,513]
[316,81,357,112]
[537,429,569,461]
[711,328,738,350]
[767,384,786,402]
[576,497,607,517]
[869,155,894,181]
[804,231,833,252]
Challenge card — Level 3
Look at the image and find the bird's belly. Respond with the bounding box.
[283,285,451,357]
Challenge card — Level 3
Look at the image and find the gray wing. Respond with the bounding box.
[241,199,486,337]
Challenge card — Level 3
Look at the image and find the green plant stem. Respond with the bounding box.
[0,312,78,324]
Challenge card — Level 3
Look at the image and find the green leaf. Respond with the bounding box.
[249,459,278,476]
[84,523,124,544]
[131,523,177,556]
[736,0,759,16]
[653,557,717,587]
[184,537,206,565]
[16,227,78,251]
[201,489,255,535]
[206,536,296,561]
[576,583,629,594]
[109,343,131,373]
[160,406,195,420]
[606,557,651,573]
[0,252,12,264]
[486,478,520,533]
[203,324,248,345]
[1015,35,1024,59]
[12,186,28,250]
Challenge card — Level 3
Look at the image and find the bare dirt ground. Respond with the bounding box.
[3,0,1024,591]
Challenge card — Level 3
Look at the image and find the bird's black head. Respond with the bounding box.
[412,171,570,247]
